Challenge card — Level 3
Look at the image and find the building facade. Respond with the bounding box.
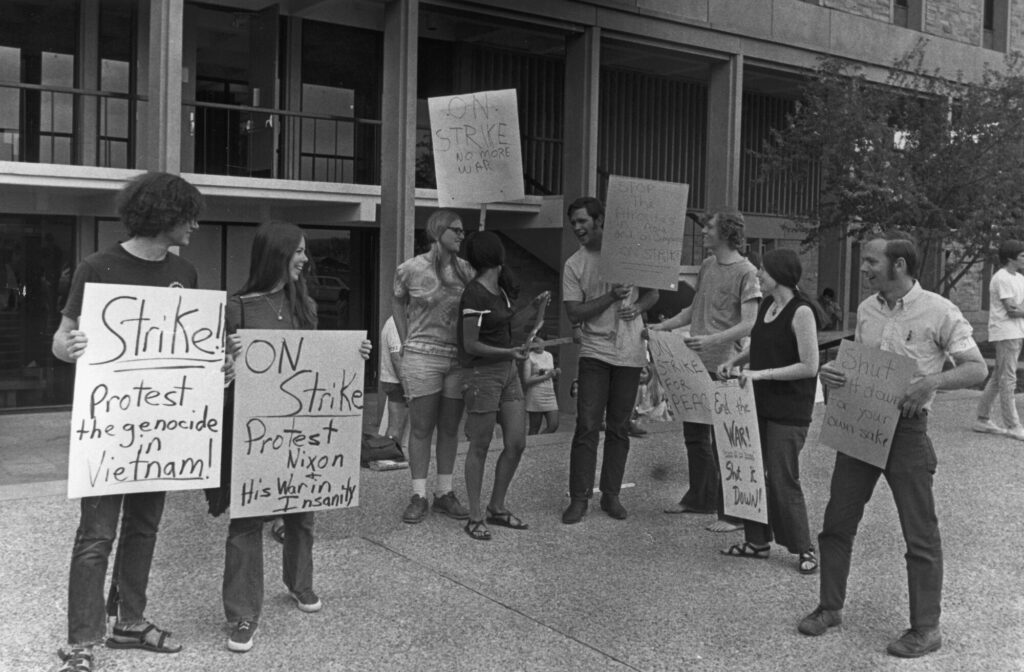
[0,0,1015,410]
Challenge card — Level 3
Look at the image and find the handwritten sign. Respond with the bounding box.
[711,379,766,524]
[68,283,226,499]
[428,88,525,206]
[819,340,916,468]
[647,330,714,424]
[599,175,689,290]
[231,330,365,518]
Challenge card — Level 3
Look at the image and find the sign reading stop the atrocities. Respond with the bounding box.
[68,283,226,499]
[711,379,767,524]
[428,88,525,206]
[647,330,714,425]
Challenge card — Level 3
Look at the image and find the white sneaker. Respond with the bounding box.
[1005,426,1024,441]
[972,419,1005,434]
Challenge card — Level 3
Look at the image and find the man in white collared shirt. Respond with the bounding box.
[798,231,987,659]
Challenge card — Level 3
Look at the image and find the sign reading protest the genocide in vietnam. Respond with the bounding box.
[599,175,689,291]
[819,339,916,468]
[231,330,365,519]
[710,379,767,524]
[428,88,525,206]
[68,283,226,499]
[647,330,714,425]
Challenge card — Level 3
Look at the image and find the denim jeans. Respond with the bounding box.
[977,338,1022,428]
[223,512,315,624]
[568,357,641,500]
[68,491,166,645]
[818,414,942,629]
[744,419,812,554]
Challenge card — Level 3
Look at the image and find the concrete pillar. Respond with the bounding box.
[144,0,183,173]
[705,54,743,211]
[76,0,100,167]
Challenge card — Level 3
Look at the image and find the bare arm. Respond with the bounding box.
[743,306,819,382]
[899,345,987,417]
[52,315,87,363]
[564,284,633,324]
[684,299,758,353]
[392,295,409,343]
[650,305,693,331]
[999,297,1024,319]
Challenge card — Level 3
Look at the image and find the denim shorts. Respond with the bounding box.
[463,360,524,414]
[400,350,462,400]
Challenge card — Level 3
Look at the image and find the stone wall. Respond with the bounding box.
[821,0,891,22]
[924,0,983,45]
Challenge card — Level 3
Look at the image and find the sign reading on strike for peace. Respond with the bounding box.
[428,88,525,206]
[819,339,916,468]
[231,330,365,519]
[647,330,714,425]
[710,379,767,524]
[599,175,689,291]
[68,283,226,499]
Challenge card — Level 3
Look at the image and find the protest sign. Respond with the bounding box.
[599,175,689,291]
[819,340,916,468]
[68,283,226,499]
[428,88,525,206]
[711,379,767,524]
[231,330,365,518]
[647,330,714,424]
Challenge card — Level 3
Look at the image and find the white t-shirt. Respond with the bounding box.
[988,268,1024,341]
[379,316,402,384]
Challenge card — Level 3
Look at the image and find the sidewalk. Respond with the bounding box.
[2,391,1022,671]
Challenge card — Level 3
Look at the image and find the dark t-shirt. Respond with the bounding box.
[457,279,513,367]
[61,243,199,319]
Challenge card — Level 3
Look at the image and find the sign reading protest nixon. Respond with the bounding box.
[599,175,689,291]
[68,283,226,499]
[819,339,916,468]
[647,330,714,425]
[428,88,525,206]
[710,379,767,524]
[231,330,365,518]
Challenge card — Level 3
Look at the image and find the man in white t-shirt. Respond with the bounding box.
[378,315,409,447]
[974,239,1024,440]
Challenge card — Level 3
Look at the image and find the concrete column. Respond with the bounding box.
[705,54,743,211]
[378,0,418,331]
[144,0,183,173]
[76,0,100,167]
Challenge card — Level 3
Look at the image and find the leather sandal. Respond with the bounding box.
[463,519,492,541]
[720,541,770,559]
[106,622,182,654]
[486,506,528,529]
[798,549,819,574]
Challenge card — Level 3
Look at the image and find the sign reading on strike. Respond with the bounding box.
[599,175,689,291]
[428,88,525,206]
[647,330,714,425]
[68,283,226,499]
[710,379,767,524]
[231,330,365,518]
[819,340,916,468]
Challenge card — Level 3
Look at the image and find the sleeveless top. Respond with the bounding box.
[749,296,816,425]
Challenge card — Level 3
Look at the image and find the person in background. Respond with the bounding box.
[522,336,560,435]
[378,315,410,448]
[819,287,843,331]
[393,209,475,524]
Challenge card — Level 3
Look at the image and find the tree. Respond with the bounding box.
[758,42,1024,296]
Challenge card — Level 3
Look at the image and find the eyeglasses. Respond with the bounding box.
[447,227,466,237]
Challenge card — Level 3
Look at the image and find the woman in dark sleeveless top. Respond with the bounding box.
[716,248,824,574]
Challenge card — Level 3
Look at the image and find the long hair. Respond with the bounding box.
[761,248,827,329]
[237,222,316,328]
[117,172,204,237]
[465,230,520,299]
[425,209,473,288]
[708,209,746,251]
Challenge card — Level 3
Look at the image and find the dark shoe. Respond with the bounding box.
[402,494,429,524]
[628,420,647,437]
[289,590,322,613]
[270,518,285,544]
[599,493,628,520]
[227,619,256,653]
[561,499,588,524]
[432,491,470,520]
[798,607,843,636]
[886,627,942,658]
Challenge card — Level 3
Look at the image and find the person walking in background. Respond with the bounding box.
[716,248,822,574]
[819,287,843,331]
[218,222,371,653]
[522,337,560,435]
[650,210,760,532]
[799,230,986,658]
[561,196,659,524]
[393,209,475,524]
[50,172,204,672]
[973,239,1024,440]
[378,315,410,448]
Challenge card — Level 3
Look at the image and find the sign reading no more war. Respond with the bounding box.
[428,88,525,206]
[599,175,689,291]
[647,330,714,425]
[231,330,366,519]
[819,340,916,468]
[68,283,226,499]
[710,379,767,524]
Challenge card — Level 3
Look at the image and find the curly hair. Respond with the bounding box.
[707,210,746,251]
[116,172,204,238]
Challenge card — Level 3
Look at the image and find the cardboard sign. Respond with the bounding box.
[231,330,365,518]
[428,88,525,206]
[711,379,767,524]
[647,330,714,424]
[68,283,226,498]
[819,340,916,468]
[599,175,689,290]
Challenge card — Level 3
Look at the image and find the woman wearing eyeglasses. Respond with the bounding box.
[392,209,475,524]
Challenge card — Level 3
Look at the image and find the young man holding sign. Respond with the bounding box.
[51,173,204,671]
[799,231,986,658]
[561,197,659,523]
